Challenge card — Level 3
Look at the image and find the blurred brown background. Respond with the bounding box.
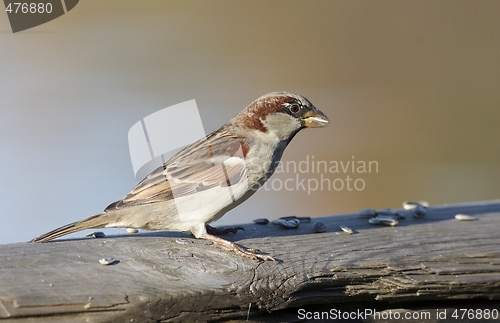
[1,1,499,244]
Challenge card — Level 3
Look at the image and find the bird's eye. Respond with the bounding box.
[288,103,301,114]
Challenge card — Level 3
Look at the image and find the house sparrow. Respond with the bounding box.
[32,92,329,261]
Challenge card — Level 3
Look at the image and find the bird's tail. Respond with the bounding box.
[31,213,108,243]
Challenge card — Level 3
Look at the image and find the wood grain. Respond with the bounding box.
[1,201,499,322]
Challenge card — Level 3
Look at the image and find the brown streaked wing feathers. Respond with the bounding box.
[105,130,248,211]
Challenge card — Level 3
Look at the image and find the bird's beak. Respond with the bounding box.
[301,107,330,128]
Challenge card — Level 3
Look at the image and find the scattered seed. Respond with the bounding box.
[253,218,269,225]
[313,221,327,233]
[455,214,476,221]
[357,208,376,218]
[378,215,399,226]
[85,231,105,238]
[99,258,116,265]
[340,226,353,234]
[175,238,194,245]
[279,216,311,223]
[413,206,427,218]
[376,209,405,219]
[369,215,398,226]
[403,201,429,210]
[403,201,419,210]
[277,219,300,229]
[381,220,398,227]
[288,219,300,228]
[127,228,139,234]
[277,220,289,229]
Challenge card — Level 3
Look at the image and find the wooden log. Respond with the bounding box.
[1,201,500,322]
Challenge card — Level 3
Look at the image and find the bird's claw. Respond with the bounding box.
[206,225,245,235]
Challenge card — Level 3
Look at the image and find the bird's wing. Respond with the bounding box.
[105,130,249,211]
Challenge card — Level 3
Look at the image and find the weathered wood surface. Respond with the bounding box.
[1,201,500,322]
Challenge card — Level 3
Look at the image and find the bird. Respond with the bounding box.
[31,92,329,261]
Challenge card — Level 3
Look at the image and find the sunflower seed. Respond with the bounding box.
[127,228,139,234]
[378,216,399,226]
[277,219,290,229]
[455,214,476,221]
[277,219,300,229]
[380,220,398,226]
[370,215,398,226]
[85,231,105,238]
[99,258,116,265]
[403,201,429,210]
[279,216,298,221]
[313,221,327,233]
[413,206,427,218]
[340,226,353,234]
[288,219,300,228]
[253,218,269,225]
[376,209,405,219]
[288,219,300,229]
[279,216,312,223]
[357,208,376,218]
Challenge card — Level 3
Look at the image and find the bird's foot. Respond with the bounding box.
[204,233,275,262]
[206,224,245,235]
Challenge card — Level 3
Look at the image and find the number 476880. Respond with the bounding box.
[5,2,53,14]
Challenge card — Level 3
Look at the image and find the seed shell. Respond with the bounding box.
[253,218,269,225]
[287,219,300,228]
[313,221,327,233]
[340,226,353,234]
[279,216,311,223]
[375,215,399,227]
[277,219,300,229]
[279,216,298,221]
[403,201,429,210]
[357,208,376,218]
[99,258,116,265]
[455,214,476,221]
[412,206,428,218]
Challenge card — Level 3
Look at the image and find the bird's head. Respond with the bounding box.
[231,92,329,141]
